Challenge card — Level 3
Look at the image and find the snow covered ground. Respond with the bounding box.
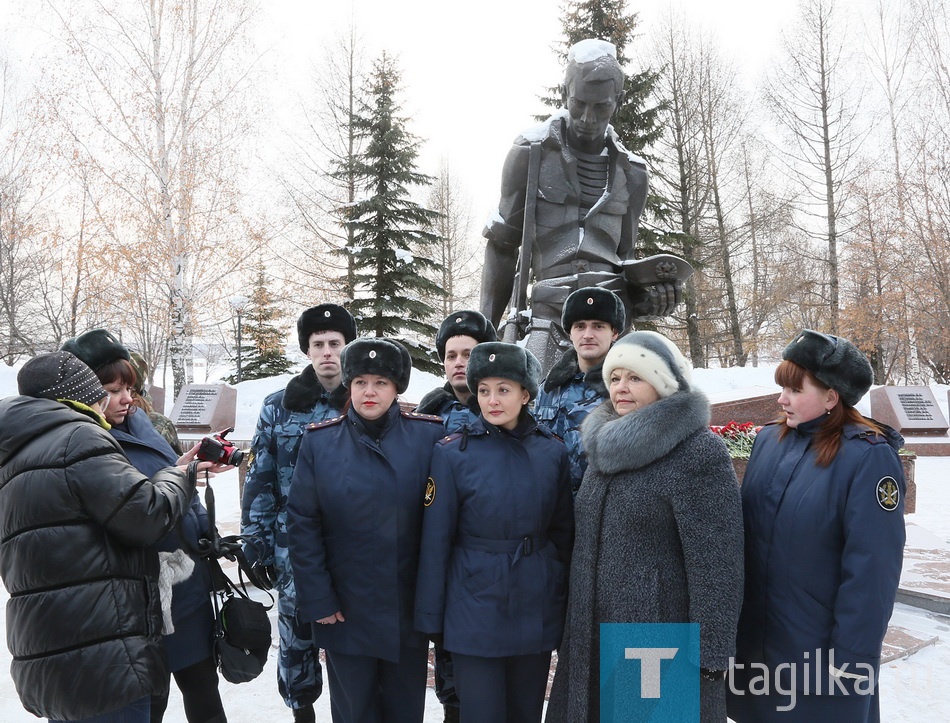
[0,362,948,721]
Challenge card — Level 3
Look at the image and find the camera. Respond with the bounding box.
[197,427,245,467]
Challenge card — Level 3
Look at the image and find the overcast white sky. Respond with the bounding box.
[1,0,802,231]
[256,0,802,226]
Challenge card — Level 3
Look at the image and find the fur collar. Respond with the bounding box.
[416,382,455,415]
[283,364,335,413]
[542,348,607,396]
[582,388,711,474]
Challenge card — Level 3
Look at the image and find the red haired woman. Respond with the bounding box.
[728,330,905,722]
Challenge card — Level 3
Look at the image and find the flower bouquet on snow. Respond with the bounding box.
[709,421,760,460]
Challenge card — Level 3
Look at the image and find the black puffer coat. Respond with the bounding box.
[0,396,196,720]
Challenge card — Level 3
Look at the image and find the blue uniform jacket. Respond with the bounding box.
[735,418,906,693]
[287,403,444,663]
[110,411,212,625]
[415,415,574,658]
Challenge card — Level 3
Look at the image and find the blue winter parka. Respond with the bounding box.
[732,417,906,704]
[287,402,444,663]
[415,414,574,658]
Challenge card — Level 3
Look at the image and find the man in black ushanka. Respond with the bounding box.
[534,286,625,493]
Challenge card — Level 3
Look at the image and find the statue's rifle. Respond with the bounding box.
[502,141,542,343]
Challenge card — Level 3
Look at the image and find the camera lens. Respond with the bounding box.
[227,448,246,467]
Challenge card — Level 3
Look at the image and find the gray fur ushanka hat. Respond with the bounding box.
[561,286,626,332]
[466,342,542,401]
[297,304,357,352]
[782,329,873,407]
[340,338,411,394]
[18,351,108,408]
[435,310,497,360]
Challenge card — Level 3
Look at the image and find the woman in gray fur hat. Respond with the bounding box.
[546,331,743,723]
[728,330,905,722]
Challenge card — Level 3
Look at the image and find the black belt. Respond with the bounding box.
[456,534,542,556]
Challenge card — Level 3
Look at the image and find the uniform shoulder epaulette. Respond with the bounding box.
[305,415,345,432]
[401,410,443,424]
[437,431,464,446]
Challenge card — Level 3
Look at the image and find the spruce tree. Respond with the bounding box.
[540,0,673,256]
[226,271,293,383]
[344,52,442,373]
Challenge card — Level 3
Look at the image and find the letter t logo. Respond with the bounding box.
[624,648,679,698]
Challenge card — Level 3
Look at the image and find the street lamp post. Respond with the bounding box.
[229,295,250,384]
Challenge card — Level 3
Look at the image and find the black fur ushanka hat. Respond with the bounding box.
[466,342,542,401]
[340,337,411,394]
[782,329,873,408]
[297,304,357,353]
[435,310,497,360]
[61,329,130,372]
[561,286,626,333]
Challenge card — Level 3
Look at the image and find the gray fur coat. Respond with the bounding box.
[546,388,744,723]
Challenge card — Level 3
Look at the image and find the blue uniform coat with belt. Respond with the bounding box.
[728,418,906,722]
[287,403,444,663]
[414,414,574,657]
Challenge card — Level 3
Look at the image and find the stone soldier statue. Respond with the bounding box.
[480,38,692,372]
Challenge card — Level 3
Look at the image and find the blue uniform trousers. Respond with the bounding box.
[453,651,551,723]
[324,645,428,723]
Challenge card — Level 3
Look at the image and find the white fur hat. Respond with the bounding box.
[601,331,692,398]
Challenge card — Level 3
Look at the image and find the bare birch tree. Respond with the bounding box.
[428,157,479,317]
[766,0,863,334]
[37,0,261,395]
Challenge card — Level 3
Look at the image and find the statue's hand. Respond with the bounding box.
[629,280,683,319]
[622,254,692,319]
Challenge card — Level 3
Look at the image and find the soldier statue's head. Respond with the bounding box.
[561,39,625,155]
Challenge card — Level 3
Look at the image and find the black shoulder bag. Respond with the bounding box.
[185,461,274,684]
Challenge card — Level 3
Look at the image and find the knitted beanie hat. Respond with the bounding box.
[18,352,108,408]
[601,331,692,398]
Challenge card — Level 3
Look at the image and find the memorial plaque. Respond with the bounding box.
[870,386,949,436]
[170,384,237,432]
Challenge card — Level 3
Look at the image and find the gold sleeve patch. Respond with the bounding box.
[876,476,900,511]
[424,477,436,507]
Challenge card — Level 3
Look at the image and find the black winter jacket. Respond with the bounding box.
[0,396,196,720]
